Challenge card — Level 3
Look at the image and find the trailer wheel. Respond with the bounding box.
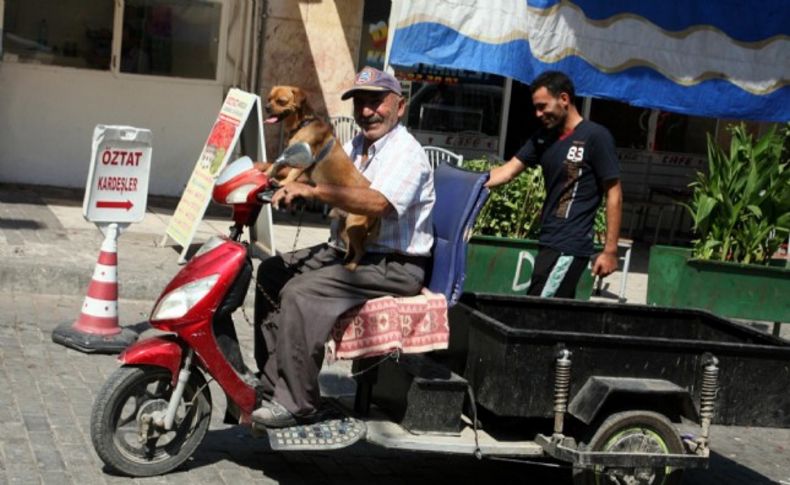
[574,410,684,485]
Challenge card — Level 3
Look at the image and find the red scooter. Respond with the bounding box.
[89,155,319,477]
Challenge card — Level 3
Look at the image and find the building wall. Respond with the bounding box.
[0,0,250,197]
[0,0,366,193]
[0,63,223,195]
[259,0,364,159]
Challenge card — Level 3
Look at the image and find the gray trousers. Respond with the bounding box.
[253,243,426,417]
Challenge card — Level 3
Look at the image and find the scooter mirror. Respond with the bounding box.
[275,142,315,168]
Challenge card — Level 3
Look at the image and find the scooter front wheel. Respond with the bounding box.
[90,365,212,477]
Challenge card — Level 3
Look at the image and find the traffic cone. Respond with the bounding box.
[52,224,137,353]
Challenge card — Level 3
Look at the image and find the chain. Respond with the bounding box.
[467,385,483,460]
[239,269,283,327]
[349,350,400,377]
[288,205,305,265]
[240,205,306,326]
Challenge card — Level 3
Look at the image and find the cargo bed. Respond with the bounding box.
[446,293,790,428]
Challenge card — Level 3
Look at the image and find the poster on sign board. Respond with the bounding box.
[163,88,273,262]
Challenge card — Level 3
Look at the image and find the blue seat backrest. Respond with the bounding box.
[427,163,490,306]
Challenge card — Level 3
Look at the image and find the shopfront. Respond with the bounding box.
[0,0,254,196]
[381,0,785,240]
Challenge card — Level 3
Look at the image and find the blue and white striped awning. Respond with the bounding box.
[389,0,789,122]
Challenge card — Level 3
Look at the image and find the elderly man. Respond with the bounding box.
[252,66,435,427]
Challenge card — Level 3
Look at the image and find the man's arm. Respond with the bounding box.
[592,179,623,277]
[271,181,393,217]
[486,157,527,188]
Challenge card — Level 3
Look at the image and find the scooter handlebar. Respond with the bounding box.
[256,186,307,210]
[257,188,276,204]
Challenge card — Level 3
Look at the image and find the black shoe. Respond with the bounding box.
[252,400,298,428]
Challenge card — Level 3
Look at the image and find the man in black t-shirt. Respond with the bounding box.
[487,71,622,298]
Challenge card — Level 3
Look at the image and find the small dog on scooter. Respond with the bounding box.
[260,85,379,271]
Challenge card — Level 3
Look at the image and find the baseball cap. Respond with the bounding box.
[341,66,402,100]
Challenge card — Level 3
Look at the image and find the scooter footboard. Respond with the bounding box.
[119,336,183,383]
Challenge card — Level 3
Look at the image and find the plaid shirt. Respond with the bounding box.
[331,124,435,256]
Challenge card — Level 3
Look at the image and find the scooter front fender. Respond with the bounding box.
[119,336,183,384]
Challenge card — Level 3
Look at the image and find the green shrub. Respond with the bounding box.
[464,158,545,239]
[465,158,607,241]
[687,123,790,264]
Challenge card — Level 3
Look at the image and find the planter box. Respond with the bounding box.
[464,235,595,300]
[647,245,790,323]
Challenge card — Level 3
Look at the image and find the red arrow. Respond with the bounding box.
[96,200,134,211]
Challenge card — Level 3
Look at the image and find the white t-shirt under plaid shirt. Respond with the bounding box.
[332,124,435,256]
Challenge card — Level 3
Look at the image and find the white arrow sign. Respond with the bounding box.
[83,125,152,224]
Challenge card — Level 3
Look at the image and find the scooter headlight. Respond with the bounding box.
[151,274,220,321]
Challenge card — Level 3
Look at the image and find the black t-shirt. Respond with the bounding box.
[515,120,619,257]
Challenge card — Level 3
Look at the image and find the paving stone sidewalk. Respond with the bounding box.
[1,292,789,485]
[0,292,572,485]
[1,185,788,484]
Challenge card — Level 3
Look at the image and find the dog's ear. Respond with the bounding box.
[290,87,307,108]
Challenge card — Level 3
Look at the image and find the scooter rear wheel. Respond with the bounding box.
[90,365,212,477]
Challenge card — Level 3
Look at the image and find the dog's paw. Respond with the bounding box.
[343,261,358,272]
[328,207,347,219]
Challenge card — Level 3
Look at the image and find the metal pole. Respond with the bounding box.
[498,78,513,159]
[582,96,592,119]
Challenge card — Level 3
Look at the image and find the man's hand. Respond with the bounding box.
[485,157,526,188]
[271,181,315,210]
[592,250,618,277]
[253,161,270,172]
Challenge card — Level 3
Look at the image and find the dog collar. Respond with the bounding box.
[288,118,317,139]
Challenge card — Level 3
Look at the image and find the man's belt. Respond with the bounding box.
[370,252,430,268]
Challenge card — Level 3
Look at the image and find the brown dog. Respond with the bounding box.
[262,85,379,271]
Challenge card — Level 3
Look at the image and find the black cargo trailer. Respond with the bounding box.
[448,293,790,428]
[353,293,789,484]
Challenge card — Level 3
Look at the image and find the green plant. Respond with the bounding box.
[465,158,608,240]
[464,158,546,239]
[593,200,607,244]
[687,123,790,264]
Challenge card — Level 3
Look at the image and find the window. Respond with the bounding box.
[399,67,505,137]
[2,0,114,70]
[121,0,222,79]
[2,0,222,80]
[590,98,718,155]
[590,99,651,150]
[653,112,717,155]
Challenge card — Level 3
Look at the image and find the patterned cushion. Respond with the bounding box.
[326,289,448,362]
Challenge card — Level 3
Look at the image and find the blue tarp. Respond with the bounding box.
[390,0,789,121]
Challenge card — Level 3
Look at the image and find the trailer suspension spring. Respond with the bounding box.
[698,354,719,448]
[553,349,572,437]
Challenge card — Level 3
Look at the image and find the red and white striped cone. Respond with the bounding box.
[73,227,120,334]
[52,224,137,353]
